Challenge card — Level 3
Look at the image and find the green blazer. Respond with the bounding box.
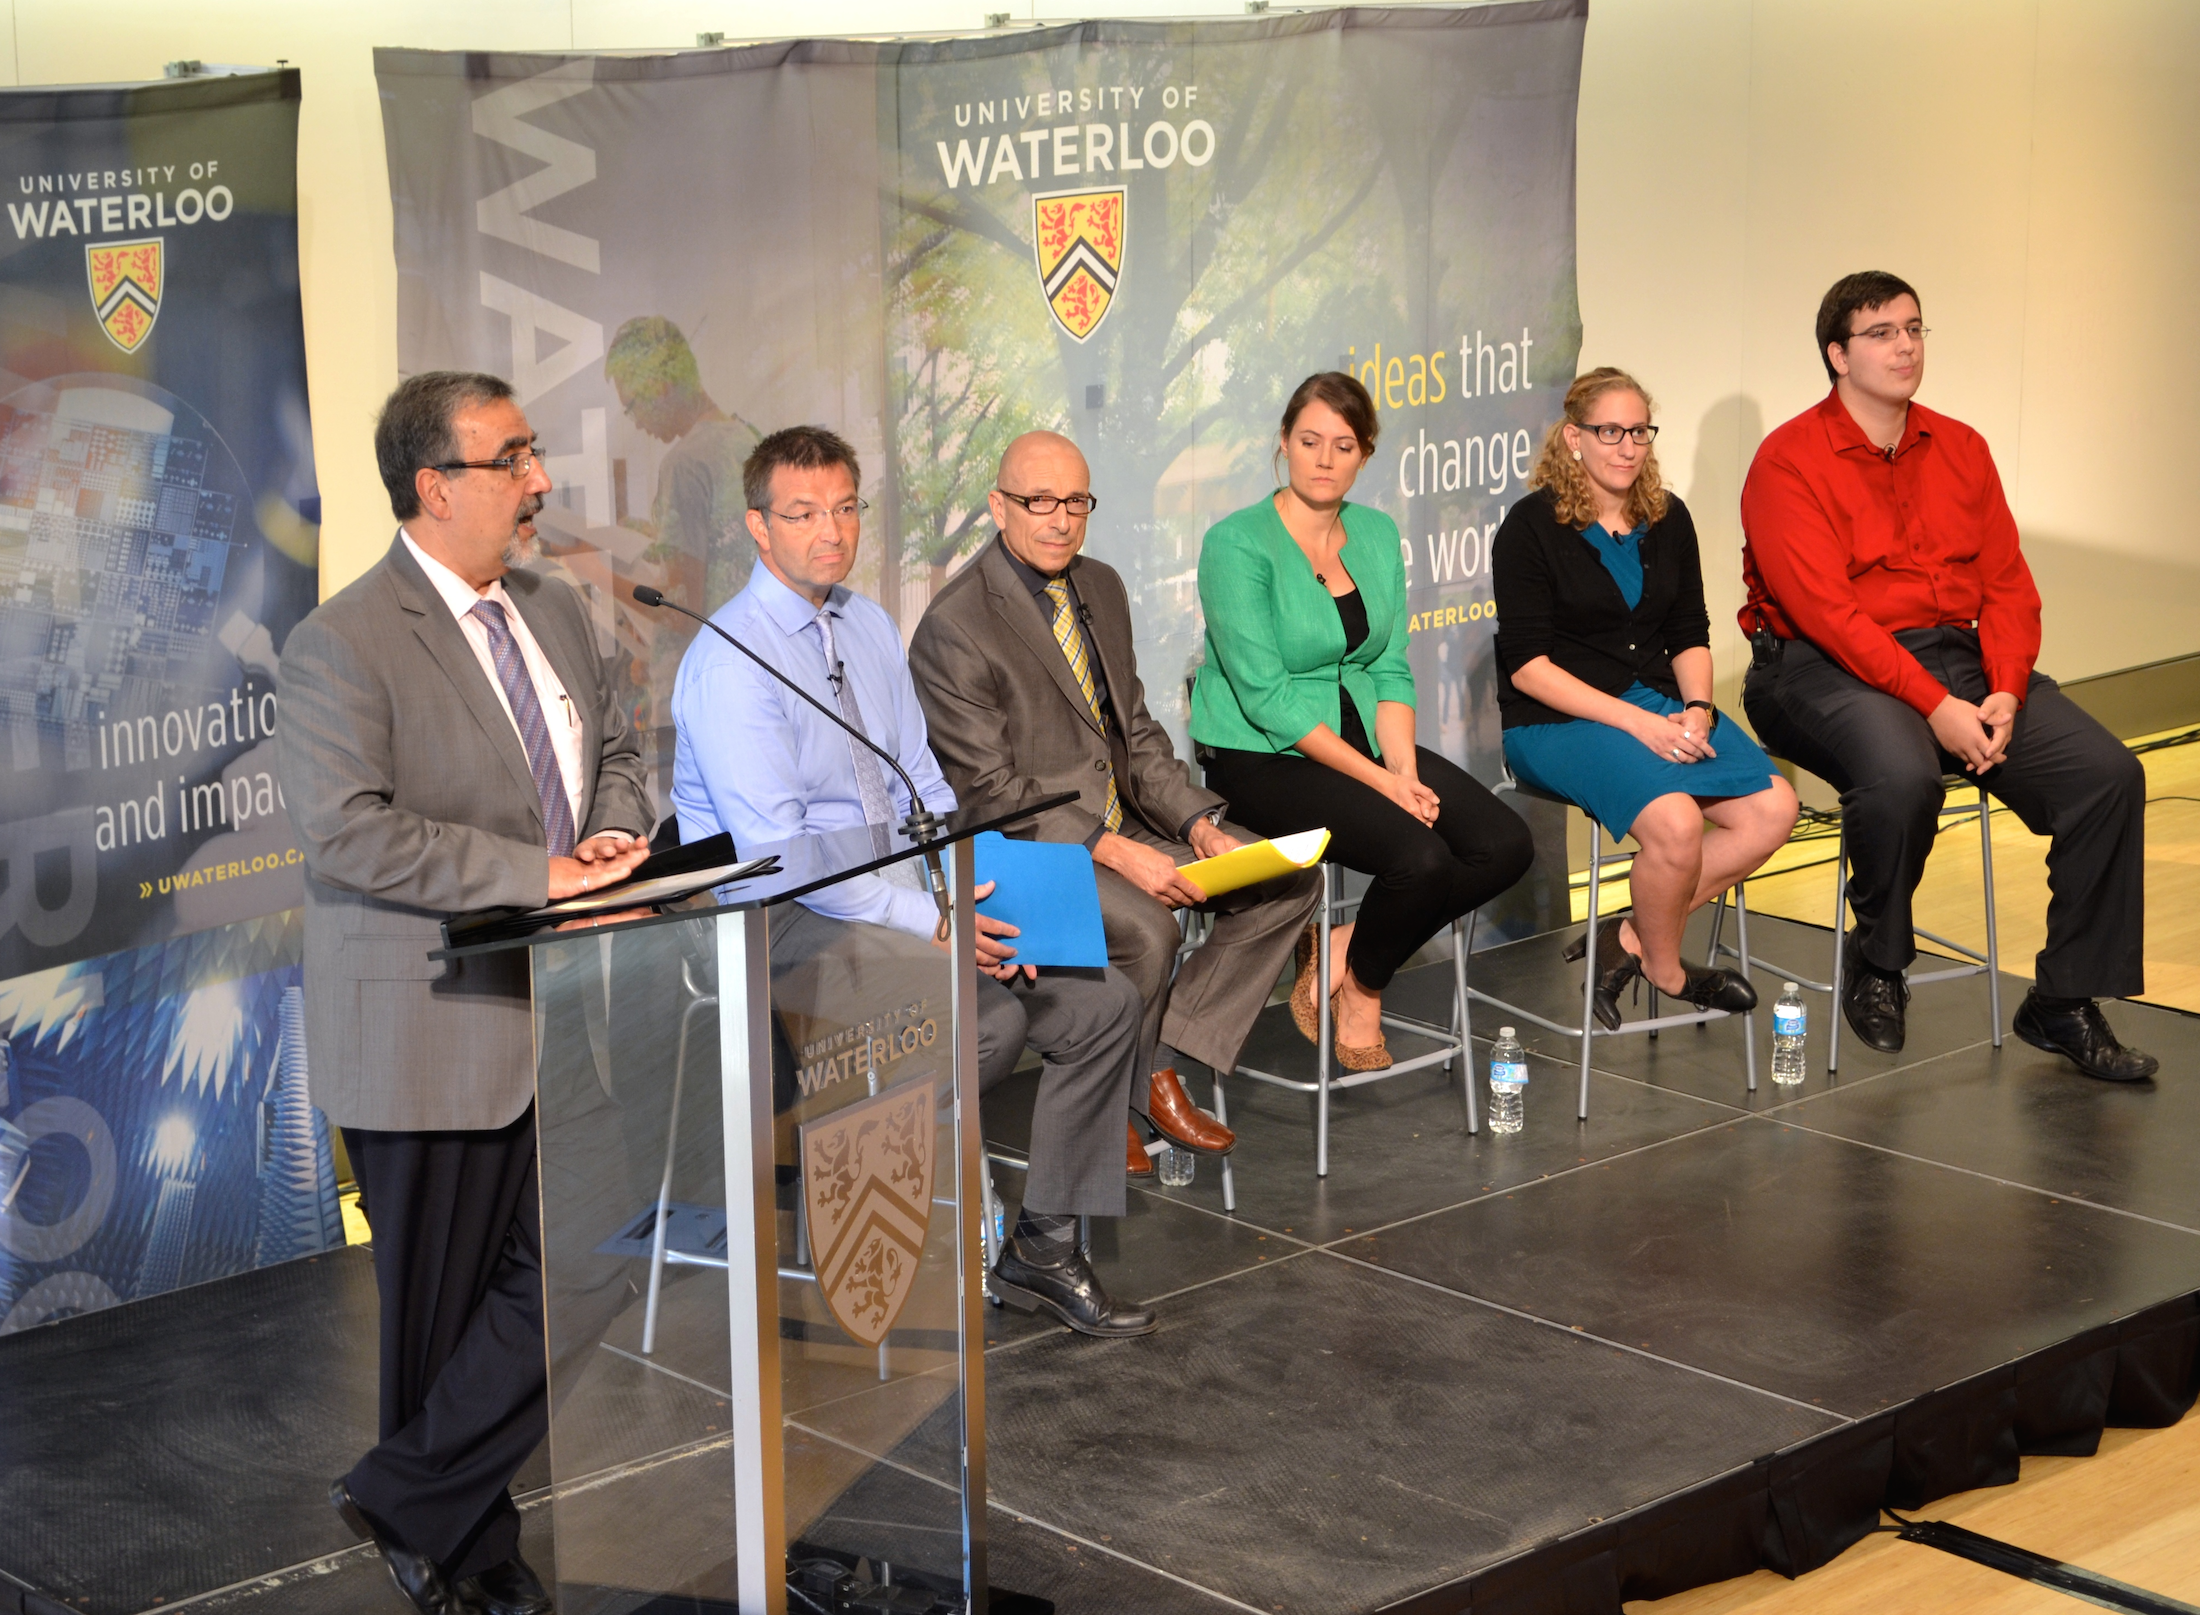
[1192,496,1417,759]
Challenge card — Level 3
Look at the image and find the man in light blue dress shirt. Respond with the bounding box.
[671,425,1156,1339]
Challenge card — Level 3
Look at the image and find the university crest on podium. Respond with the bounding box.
[86,238,165,354]
[800,1078,937,1346]
[1032,187,1124,344]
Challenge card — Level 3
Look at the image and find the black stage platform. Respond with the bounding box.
[4,913,2197,1615]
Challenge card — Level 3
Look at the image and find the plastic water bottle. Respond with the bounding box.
[1488,1027,1527,1134]
[1772,983,1807,1086]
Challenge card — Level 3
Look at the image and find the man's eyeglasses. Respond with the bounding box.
[1850,322,1929,345]
[1577,423,1659,446]
[996,488,1099,516]
[764,498,869,532]
[430,446,541,481]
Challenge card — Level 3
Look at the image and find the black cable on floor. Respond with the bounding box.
[1882,1509,2200,1614]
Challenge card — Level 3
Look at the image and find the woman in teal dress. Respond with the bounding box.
[1493,367,1799,1028]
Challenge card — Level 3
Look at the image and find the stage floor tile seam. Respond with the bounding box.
[1308,1245,1850,1423]
[787,1415,1266,1613]
[1567,1029,1997,1117]
[983,1245,1330,1362]
[1299,1099,1754,1251]
[1761,1112,2200,1240]
[1128,1174,1330,1248]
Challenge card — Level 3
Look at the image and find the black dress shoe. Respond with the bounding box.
[991,1237,1157,1337]
[330,1480,471,1615]
[456,1553,553,1615]
[2012,993,2159,1083]
[1665,963,1758,1015]
[1839,931,1908,1053]
[1563,915,1640,1032]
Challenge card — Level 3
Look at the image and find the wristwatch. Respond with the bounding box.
[1683,699,1716,733]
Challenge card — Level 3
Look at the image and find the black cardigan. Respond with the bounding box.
[1491,487,1712,729]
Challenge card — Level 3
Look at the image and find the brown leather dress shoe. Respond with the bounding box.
[1126,1120,1156,1176]
[1145,1067,1235,1155]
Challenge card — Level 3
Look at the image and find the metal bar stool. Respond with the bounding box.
[1705,773,2001,1073]
[1475,775,1758,1118]
[1214,863,1475,1212]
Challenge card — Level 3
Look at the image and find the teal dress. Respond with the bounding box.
[1501,520,1777,836]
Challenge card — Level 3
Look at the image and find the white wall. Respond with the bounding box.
[6,0,2193,687]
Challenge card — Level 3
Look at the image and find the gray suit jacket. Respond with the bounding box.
[909,539,1220,846]
[276,537,651,1132]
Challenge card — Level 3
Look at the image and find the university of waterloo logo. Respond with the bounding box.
[87,238,164,353]
[800,1078,936,1347]
[1032,187,1124,344]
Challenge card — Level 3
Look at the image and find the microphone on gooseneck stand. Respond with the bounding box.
[631,585,951,934]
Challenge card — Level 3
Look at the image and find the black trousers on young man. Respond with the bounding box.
[1743,625,2146,1001]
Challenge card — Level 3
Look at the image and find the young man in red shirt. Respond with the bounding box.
[1740,271,2155,1082]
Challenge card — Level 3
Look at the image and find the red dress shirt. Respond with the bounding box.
[1739,390,2041,717]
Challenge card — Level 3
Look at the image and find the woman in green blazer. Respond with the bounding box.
[1193,371,1533,1070]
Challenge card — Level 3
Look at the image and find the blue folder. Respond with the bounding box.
[971,831,1110,968]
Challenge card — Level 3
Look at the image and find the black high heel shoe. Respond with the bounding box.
[1641,962,1758,1016]
[1562,915,1641,1032]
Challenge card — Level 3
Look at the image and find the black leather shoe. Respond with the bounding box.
[2012,993,2159,1083]
[1563,915,1641,1032]
[1840,931,1908,1053]
[330,1480,471,1615]
[991,1237,1157,1337]
[1667,963,1758,1015]
[456,1554,553,1615]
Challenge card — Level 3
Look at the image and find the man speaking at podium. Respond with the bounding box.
[278,373,651,1614]
[669,424,1158,1338]
[911,430,1320,1179]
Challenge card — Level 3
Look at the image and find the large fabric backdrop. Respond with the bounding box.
[378,2,1585,911]
[0,71,335,1331]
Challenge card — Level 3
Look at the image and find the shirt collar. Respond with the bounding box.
[400,528,512,619]
[1816,386,1935,458]
[740,559,850,638]
[994,532,1064,598]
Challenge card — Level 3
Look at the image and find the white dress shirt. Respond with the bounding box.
[400,530,587,832]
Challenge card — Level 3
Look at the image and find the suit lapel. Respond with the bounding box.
[981,542,1102,736]
[1072,562,1137,734]
[385,538,545,831]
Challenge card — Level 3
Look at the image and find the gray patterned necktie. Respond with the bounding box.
[812,607,921,888]
[469,599,577,858]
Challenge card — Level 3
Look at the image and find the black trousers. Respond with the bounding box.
[1744,627,2146,999]
[342,1110,544,1580]
[1203,743,1535,990]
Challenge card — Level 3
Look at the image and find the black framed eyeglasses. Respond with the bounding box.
[430,446,541,481]
[996,488,1099,516]
[1579,423,1659,446]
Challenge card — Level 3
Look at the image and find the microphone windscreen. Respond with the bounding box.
[632,585,665,607]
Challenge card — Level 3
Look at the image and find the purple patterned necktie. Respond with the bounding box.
[469,599,577,858]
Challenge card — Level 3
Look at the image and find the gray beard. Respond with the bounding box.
[501,528,541,569]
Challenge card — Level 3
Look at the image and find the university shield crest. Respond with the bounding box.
[87,238,165,353]
[1032,187,1124,344]
[800,1078,936,1346]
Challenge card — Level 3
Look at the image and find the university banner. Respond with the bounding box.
[377,4,1583,923]
[0,73,334,1331]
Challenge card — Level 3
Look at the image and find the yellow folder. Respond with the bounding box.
[1180,828,1330,900]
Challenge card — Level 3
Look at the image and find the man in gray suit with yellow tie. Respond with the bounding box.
[911,431,1320,1178]
[277,373,651,1615]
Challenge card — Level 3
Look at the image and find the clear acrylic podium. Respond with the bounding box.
[437,804,1062,1615]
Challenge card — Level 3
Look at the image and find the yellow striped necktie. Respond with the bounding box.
[1043,578,1123,832]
